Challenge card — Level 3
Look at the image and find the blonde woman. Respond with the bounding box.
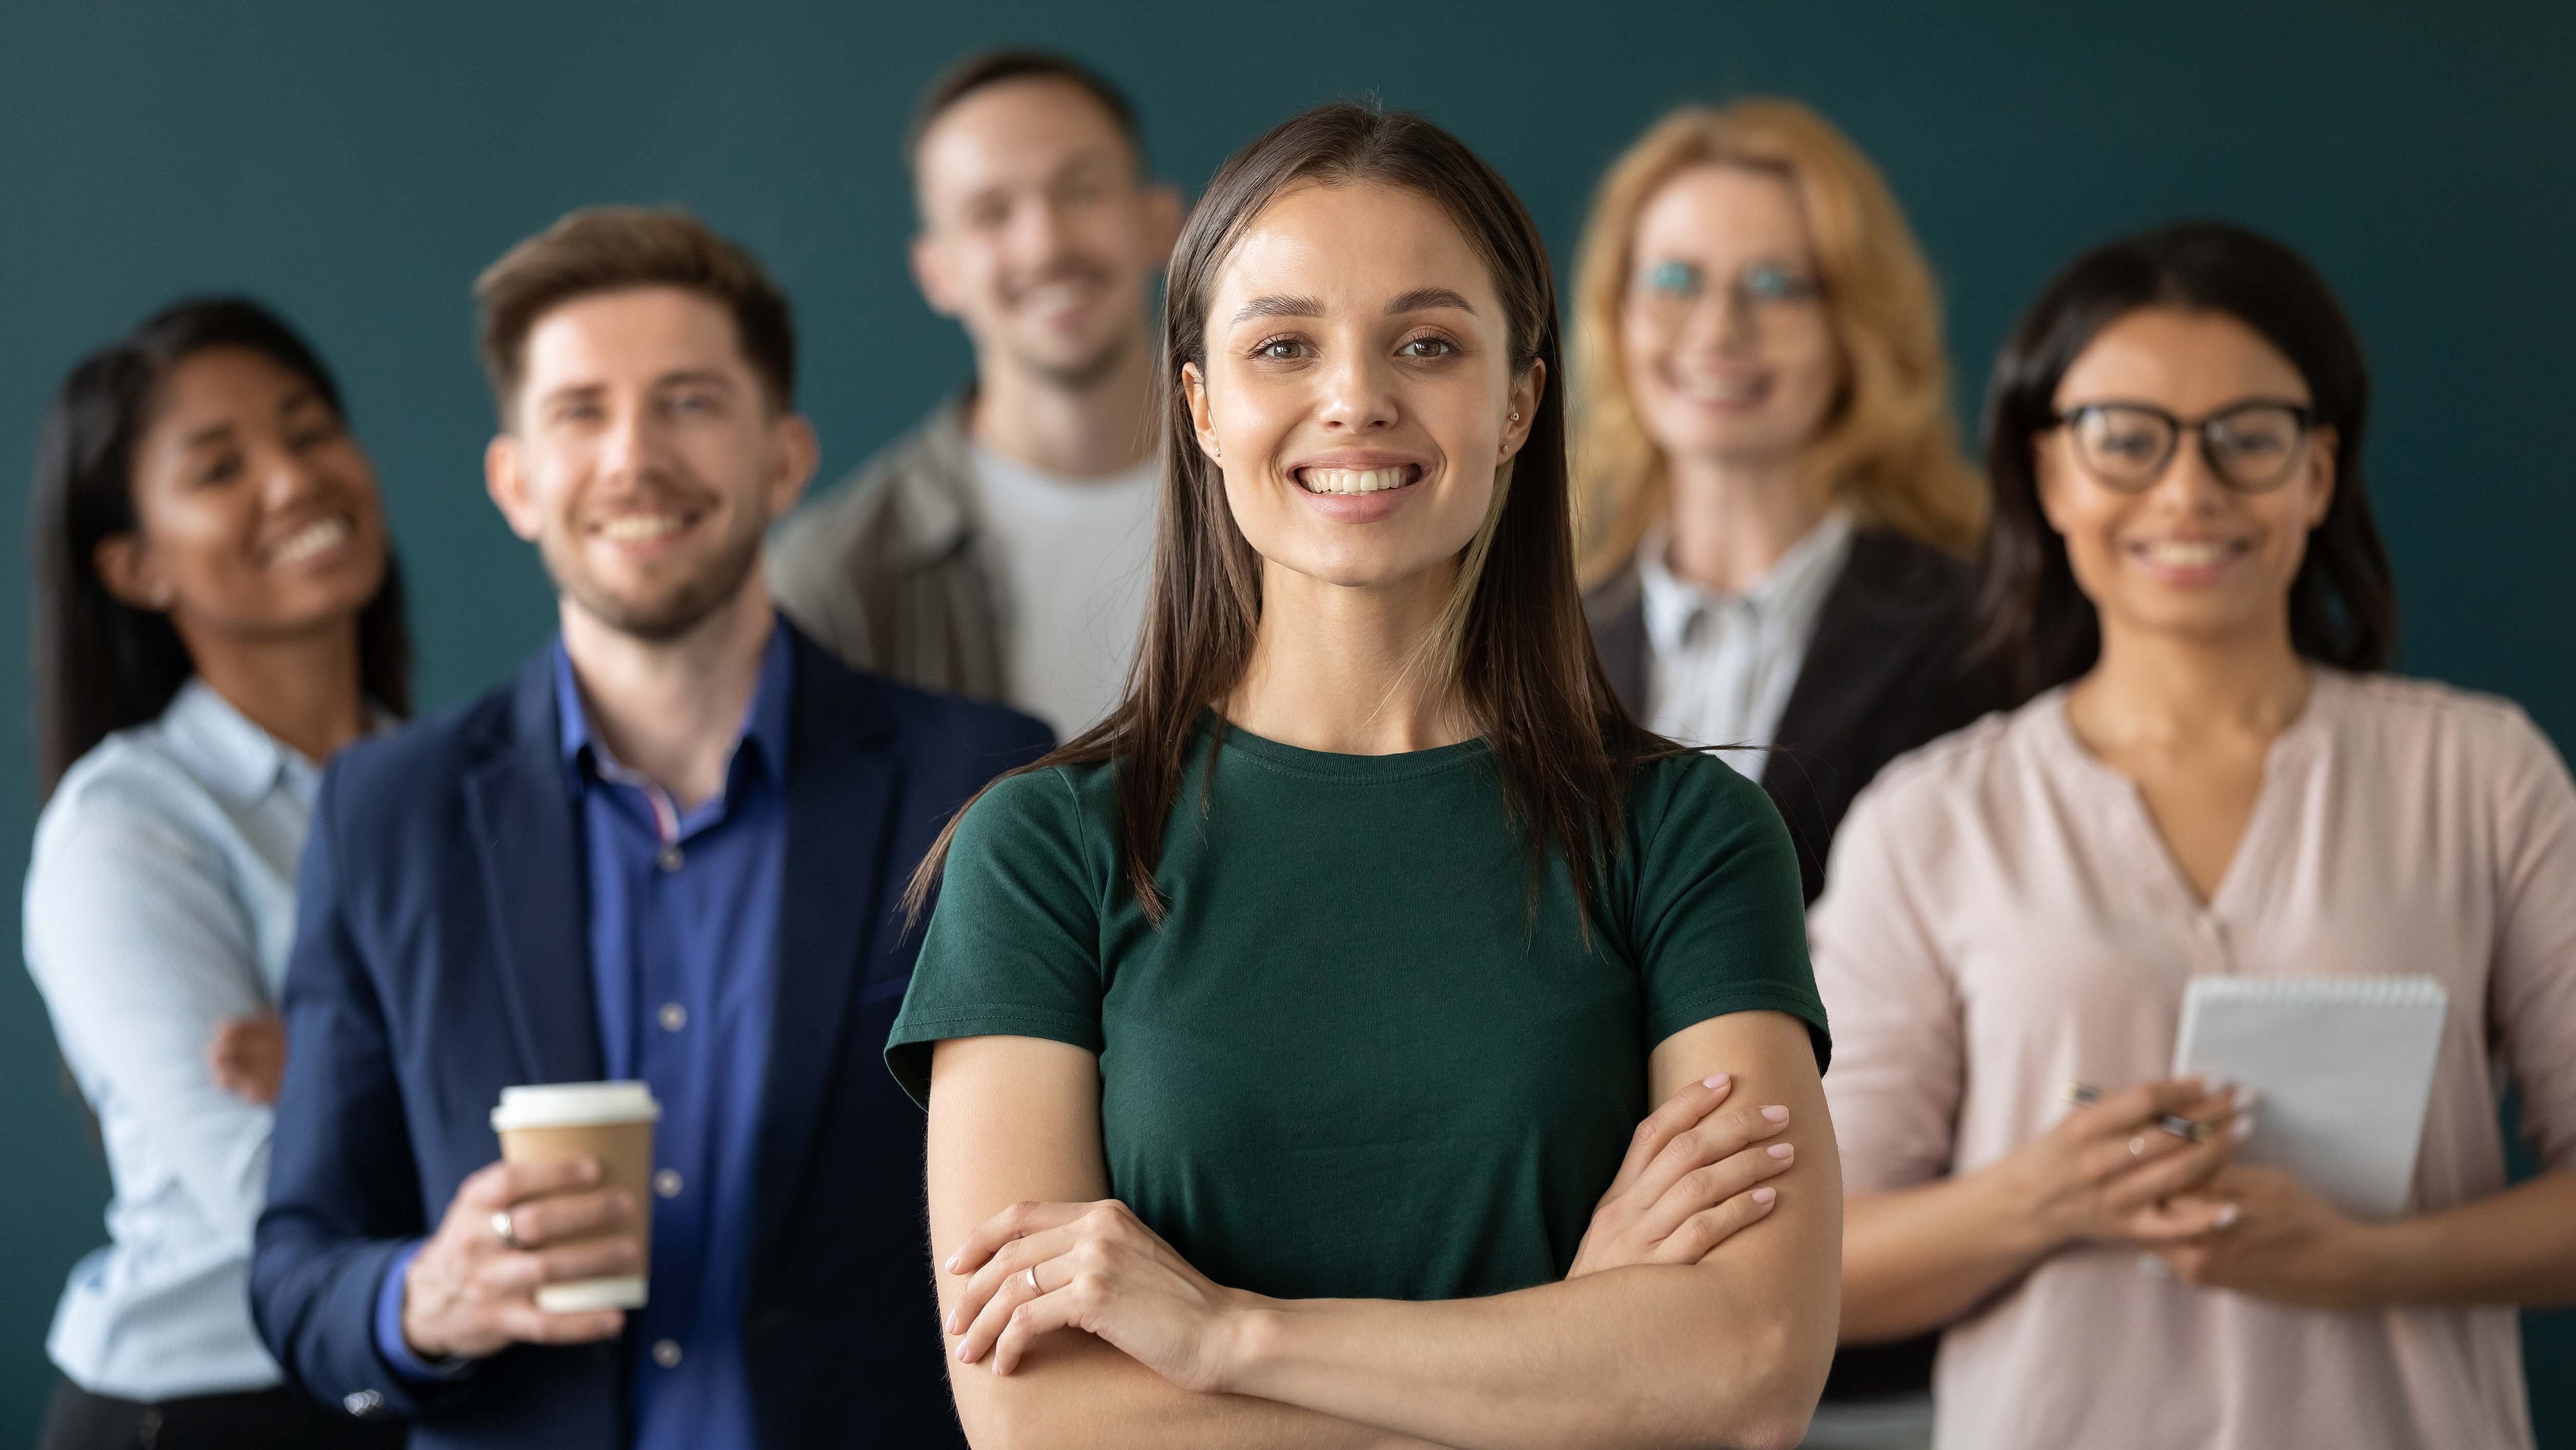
[1570,98,2002,1442]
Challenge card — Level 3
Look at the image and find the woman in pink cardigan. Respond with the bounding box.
[1811,221,2576,1449]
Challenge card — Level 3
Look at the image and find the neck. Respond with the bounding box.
[970,325,1157,477]
[560,570,775,810]
[2070,615,2312,750]
[1225,562,1475,756]
[183,619,370,765]
[1662,452,1831,596]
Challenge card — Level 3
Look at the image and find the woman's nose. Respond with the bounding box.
[1314,351,1399,433]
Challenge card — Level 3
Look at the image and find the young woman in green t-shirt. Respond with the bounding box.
[891,102,1841,1449]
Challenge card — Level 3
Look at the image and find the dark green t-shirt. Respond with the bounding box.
[887,720,1826,1303]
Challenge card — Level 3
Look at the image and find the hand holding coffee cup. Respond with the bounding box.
[399,1083,661,1361]
[399,1157,637,1359]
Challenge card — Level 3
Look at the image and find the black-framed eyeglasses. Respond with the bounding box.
[2048,400,2318,494]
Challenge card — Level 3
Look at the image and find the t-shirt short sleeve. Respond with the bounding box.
[886,767,1108,1106]
[1623,752,1830,1069]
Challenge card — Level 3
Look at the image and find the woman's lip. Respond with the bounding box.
[1287,449,1431,472]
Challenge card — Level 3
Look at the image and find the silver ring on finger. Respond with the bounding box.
[491,1210,526,1251]
[2128,1135,2148,1159]
[1023,1266,1040,1296]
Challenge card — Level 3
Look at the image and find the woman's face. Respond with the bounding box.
[2037,307,2336,650]
[1183,181,1540,596]
[100,347,390,647]
[1619,164,1841,474]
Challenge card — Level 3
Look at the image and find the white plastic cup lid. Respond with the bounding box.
[490,1081,661,1132]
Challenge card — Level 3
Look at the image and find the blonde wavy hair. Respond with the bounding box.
[1570,98,1984,583]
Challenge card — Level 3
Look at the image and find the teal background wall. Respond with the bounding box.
[3,0,2570,1438]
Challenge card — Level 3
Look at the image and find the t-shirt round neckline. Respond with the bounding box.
[1206,711,1492,784]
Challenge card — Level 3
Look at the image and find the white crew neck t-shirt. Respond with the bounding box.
[970,444,1160,739]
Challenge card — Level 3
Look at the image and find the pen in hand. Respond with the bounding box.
[2063,1081,2222,1143]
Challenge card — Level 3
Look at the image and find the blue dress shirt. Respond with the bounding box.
[376,625,792,1450]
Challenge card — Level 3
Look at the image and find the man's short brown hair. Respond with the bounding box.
[474,206,796,420]
[904,48,1144,179]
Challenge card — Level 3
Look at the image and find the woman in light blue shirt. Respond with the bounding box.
[25,298,412,1450]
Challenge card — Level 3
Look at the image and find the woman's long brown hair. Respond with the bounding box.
[908,102,1662,929]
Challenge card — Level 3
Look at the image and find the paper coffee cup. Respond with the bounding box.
[490,1081,660,1313]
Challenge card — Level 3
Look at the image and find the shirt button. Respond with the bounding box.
[654,1168,683,1198]
[342,1389,382,1417]
[657,844,684,873]
[652,1338,684,1369]
[658,1002,687,1032]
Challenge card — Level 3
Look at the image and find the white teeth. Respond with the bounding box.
[1299,467,1412,496]
[601,513,686,542]
[269,516,351,567]
[2140,540,2235,567]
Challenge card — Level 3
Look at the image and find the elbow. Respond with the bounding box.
[1699,1310,1831,1450]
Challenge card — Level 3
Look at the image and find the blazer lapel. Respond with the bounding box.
[462,652,604,1085]
[748,635,899,1290]
[1582,568,1652,717]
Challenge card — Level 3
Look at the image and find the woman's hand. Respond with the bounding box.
[207,1011,287,1105]
[1985,1078,2247,1253]
[1567,1073,1795,1278]
[2151,1164,2381,1308]
[944,1198,1257,1390]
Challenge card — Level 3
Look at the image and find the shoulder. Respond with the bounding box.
[945,762,1113,880]
[1843,527,1978,606]
[771,399,969,569]
[318,677,519,837]
[2314,669,2570,793]
[33,727,221,876]
[793,632,1051,771]
[1582,566,1644,630]
[1840,693,2050,839]
[1630,747,1779,834]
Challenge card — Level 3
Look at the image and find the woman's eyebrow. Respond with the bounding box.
[1386,286,1475,315]
[1232,294,1324,324]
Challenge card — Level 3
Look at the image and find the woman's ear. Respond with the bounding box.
[93,533,170,612]
[1181,362,1221,460]
[1500,362,1545,461]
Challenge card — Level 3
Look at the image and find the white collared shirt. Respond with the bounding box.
[1638,513,1854,783]
[23,681,325,1398]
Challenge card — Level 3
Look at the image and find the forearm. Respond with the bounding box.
[1841,1169,2052,1342]
[2359,1169,2576,1307]
[953,1333,1439,1450]
[1224,1261,1828,1450]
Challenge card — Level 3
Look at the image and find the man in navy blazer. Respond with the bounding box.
[250,208,1050,1449]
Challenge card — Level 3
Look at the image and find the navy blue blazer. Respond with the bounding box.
[250,624,1050,1449]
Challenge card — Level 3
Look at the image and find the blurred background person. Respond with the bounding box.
[1814,221,2576,1450]
[1567,96,2003,1444]
[24,298,411,1450]
[770,48,1182,740]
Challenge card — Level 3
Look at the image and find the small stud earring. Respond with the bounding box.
[1509,410,1521,423]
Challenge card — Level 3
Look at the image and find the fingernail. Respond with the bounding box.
[943,1252,961,1273]
[956,1342,973,1363]
[2215,1204,2241,1229]
[1751,1186,1777,1205]
[580,1158,602,1182]
[2233,1115,2257,1140]
[2206,1076,2235,1095]
[943,1310,958,1334]
[1703,1073,1729,1091]
[1767,1143,1794,1160]
[1761,1105,1789,1124]
[2233,1086,2259,1109]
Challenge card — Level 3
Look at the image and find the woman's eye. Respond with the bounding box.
[1398,337,1458,359]
[1644,260,1701,298]
[197,453,245,486]
[1742,263,1818,302]
[1253,338,1308,362]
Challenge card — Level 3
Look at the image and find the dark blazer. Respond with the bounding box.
[1589,527,2011,905]
[250,624,1050,1449]
[1591,527,2009,1405]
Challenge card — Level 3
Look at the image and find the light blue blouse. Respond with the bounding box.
[23,681,321,1400]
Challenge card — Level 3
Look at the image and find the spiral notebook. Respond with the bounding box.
[2170,976,2449,1220]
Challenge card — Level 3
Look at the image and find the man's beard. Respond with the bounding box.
[543,499,767,643]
